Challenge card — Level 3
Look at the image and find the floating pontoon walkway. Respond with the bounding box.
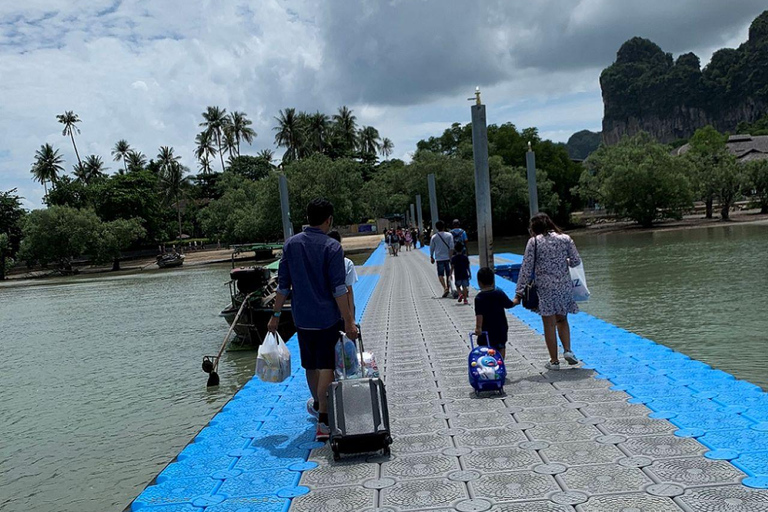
[129,244,768,511]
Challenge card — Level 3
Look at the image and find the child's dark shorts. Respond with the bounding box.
[477,334,506,351]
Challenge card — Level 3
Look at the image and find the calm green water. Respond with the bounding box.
[1,225,766,511]
[0,264,254,512]
[488,222,768,390]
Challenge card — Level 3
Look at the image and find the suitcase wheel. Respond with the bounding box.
[382,446,391,457]
[331,440,341,462]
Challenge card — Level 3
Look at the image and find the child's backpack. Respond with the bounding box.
[468,332,506,396]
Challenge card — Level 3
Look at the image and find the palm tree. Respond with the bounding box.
[73,155,107,185]
[223,128,238,161]
[194,130,218,173]
[31,143,65,196]
[111,139,131,173]
[157,146,185,240]
[257,149,275,163]
[332,106,358,154]
[56,111,83,166]
[380,138,394,158]
[198,155,213,175]
[199,106,228,172]
[358,126,382,156]
[228,111,257,156]
[273,108,303,163]
[126,150,147,172]
[307,111,329,154]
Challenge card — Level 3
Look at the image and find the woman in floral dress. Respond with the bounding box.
[513,213,582,370]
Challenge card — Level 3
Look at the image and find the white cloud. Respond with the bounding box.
[0,0,764,208]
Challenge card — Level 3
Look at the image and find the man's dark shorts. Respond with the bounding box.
[296,320,344,370]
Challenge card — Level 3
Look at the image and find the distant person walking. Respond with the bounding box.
[450,219,468,254]
[430,220,455,298]
[269,199,358,441]
[404,229,413,251]
[513,213,581,371]
[451,242,471,304]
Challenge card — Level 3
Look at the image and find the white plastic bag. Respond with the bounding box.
[449,277,459,299]
[335,335,361,379]
[570,262,591,302]
[256,332,291,383]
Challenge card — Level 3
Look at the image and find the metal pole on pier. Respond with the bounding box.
[278,174,294,240]
[469,87,494,269]
[416,195,424,233]
[410,204,416,231]
[525,142,539,218]
[428,173,439,231]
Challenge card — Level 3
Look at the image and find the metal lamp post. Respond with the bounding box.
[469,87,494,269]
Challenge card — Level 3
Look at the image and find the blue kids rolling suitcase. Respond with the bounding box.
[468,332,506,396]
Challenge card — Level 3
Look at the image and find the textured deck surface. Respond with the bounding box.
[130,244,768,511]
[290,248,768,512]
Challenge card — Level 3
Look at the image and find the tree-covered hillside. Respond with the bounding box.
[601,10,768,144]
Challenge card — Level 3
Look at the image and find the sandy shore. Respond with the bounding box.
[5,234,384,281]
[570,209,768,237]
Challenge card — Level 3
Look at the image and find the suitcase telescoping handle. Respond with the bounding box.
[469,331,488,349]
[338,324,365,380]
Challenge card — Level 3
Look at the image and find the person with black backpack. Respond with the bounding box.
[429,220,455,298]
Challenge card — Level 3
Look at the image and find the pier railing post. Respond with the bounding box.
[278,174,294,240]
[526,142,539,218]
[416,194,424,233]
[428,174,439,232]
[410,203,416,230]
[470,88,494,269]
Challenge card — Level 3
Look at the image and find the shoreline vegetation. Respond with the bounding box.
[5,210,767,285]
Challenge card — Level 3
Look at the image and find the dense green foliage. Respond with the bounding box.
[683,126,744,219]
[737,114,768,135]
[581,133,694,227]
[18,206,144,270]
[0,189,25,278]
[745,160,768,213]
[601,11,768,133]
[566,130,602,159]
[415,122,582,228]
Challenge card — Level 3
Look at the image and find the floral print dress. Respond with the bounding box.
[515,232,582,316]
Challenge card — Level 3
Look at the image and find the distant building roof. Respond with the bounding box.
[673,134,768,161]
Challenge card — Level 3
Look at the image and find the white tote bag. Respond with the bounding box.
[570,262,591,302]
[256,332,291,383]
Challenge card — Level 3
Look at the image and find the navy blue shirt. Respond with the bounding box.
[277,227,347,329]
[451,254,471,280]
[474,288,515,344]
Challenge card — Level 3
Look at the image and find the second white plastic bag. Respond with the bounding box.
[570,262,590,302]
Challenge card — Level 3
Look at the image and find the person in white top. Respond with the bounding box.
[429,220,455,298]
[328,230,358,319]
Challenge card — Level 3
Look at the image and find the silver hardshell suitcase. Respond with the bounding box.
[328,327,392,461]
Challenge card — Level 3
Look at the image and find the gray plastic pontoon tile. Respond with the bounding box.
[648,457,746,486]
[579,493,682,511]
[389,401,444,418]
[560,463,653,495]
[450,412,516,429]
[678,485,768,511]
[470,471,560,502]
[515,407,585,424]
[488,502,574,512]
[507,393,569,408]
[444,398,509,414]
[528,422,602,442]
[623,435,706,458]
[565,388,631,403]
[290,485,376,512]
[542,440,624,465]
[582,401,653,418]
[390,432,452,455]
[379,478,468,510]
[381,453,460,480]
[453,427,528,448]
[601,416,677,436]
[299,462,378,488]
[461,446,540,472]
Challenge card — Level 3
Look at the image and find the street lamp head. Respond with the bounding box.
[468,87,482,105]
[528,141,532,151]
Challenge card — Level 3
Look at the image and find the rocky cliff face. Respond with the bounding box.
[601,11,768,145]
[602,100,767,145]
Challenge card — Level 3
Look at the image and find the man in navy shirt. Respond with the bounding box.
[269,198,358,440]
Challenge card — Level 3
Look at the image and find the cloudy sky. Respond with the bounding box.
[1,0,765,208]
